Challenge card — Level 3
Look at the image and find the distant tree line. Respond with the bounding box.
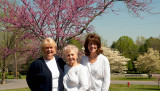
[111,36,160,77]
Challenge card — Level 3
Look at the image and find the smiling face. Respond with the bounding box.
[88,42,98,53]
[43,43,56,60]
[66,50,78,66]
[84,33,102,56]
[41,38,57,60]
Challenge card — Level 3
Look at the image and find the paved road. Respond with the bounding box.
[0,79,28,90]
[0,79,159,90]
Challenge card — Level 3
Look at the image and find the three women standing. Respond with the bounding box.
[26,33,110,91]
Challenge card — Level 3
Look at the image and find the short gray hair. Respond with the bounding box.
[63,44,79,57]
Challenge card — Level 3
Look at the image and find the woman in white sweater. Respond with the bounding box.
[63,45,89,91]
[81,33,110,91]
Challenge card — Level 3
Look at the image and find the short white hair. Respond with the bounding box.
[63,44,79,57]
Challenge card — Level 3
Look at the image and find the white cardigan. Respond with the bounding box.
[81,54,110,91]
[63,64,89,91]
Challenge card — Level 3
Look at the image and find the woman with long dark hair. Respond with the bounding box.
[81,33,110,91]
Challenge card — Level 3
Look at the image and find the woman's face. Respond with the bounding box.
[66,50,78,65]
[88,42,98,53]
[43,43,55,60]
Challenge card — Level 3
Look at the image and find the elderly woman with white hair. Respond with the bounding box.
[63,44,89,91]
[26,38,66,91]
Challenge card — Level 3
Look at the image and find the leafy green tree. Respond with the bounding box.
[68,38,83,51]
[135,48,160,78]
[111,36,138,72]
[111,36,138,60]
[135,36,148,54]
[111,41,116,48]
[138,43,148,54]
[127,61,134,72]
[146,37,160,51]
[136,36,146,47]
[137,37,160,55]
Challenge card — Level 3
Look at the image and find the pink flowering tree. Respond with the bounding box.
[0,0,152,49]
[0,28,40,84]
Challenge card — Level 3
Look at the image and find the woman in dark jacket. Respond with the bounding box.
[26,38,66,91]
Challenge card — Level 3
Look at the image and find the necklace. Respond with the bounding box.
[89,56,97,63]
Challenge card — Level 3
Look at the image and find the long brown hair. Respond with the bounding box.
[84,33,103,56]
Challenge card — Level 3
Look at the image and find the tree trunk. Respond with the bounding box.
[15,51,18,79]
[1,58,6,84]
[13,44,18,79]
[148,72,152,79]
[12,56,15,78]
[158,79,160,88]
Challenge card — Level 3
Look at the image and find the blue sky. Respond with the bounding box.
[91,0,160,46]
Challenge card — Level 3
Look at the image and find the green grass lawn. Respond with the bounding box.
[0,75,26,79]
[0,74,159,91]
[0,84,160,91]
[0,88,30,91]
[5,75,157,80]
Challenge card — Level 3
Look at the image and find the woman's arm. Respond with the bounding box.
[79,66,89,91]
[26,60,45,91]
[26,62,38,90]
[102,57,110,91]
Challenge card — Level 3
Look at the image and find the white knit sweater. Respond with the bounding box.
[63,64,89,91]
[81,54,110,91]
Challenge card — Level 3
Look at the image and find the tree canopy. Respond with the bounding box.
[111,36,138,60]
[111,36,139,72]
[135,48,160,78]
[0,0,153,49]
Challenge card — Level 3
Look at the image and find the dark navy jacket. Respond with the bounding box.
[26,55,66,91]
